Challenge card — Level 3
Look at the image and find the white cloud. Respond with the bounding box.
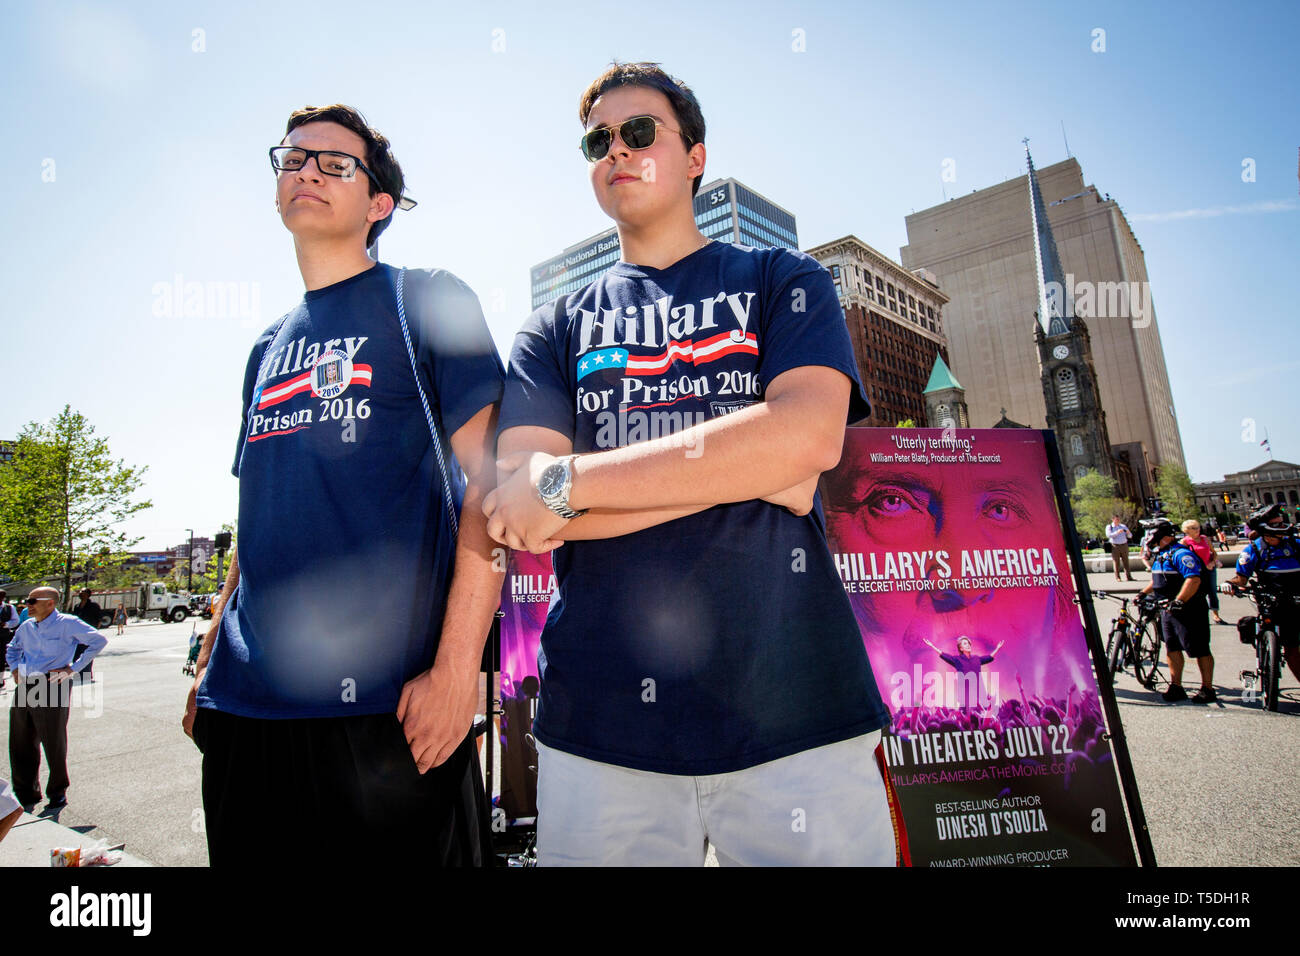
[1129,199,1298,223]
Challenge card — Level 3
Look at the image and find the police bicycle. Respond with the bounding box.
[1096,590,1166,688]
[1231,580,1297,712]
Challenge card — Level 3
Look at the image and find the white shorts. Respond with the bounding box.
[535,731,897,866]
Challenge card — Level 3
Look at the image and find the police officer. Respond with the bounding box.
[1139,520,1215,702]
[1220,503,1300,684]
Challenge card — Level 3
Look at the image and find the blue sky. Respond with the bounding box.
[3,0,1296,549]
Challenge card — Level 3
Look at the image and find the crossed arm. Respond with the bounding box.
[483,365,852,553]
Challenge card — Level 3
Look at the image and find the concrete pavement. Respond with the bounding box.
[1082,566,1300,867]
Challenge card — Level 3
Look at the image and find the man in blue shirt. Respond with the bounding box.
[182,105,504,865]
[1105,514,1135,581]
[5,587,107,810]
[487,63,894,865]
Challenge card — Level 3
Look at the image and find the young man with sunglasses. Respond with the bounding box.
[184,105,504,865]
[486,64,895,866]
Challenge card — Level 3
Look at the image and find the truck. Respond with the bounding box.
[91,583,192,625]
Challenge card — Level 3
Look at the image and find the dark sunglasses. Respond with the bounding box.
[579,115,686,162]
[268,147,418,211]
[25,597,50,605]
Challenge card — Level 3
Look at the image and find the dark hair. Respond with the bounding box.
[284,104,406,247]
[578,62,706,196]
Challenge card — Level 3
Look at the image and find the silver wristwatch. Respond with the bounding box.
[536,455,586,519]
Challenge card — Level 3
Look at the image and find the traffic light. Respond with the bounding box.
[215,531,232,551]
[1222,493,1230,505]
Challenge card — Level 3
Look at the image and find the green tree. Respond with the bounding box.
[1154,463,1198,525]
[896,418,917,428]
[89,555,154,590]
[0,406,151,606]
[1070,469,1134,540]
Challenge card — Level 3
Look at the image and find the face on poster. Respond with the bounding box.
[822,428,1137,866]
[822,428,1091,711]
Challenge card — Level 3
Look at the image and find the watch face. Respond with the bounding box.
[538,463,566,498]
[1052,345,1070,360]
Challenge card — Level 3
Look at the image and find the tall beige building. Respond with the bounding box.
[900,158,1185,475]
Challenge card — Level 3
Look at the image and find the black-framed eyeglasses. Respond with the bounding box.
[579,115,687,162]
[268,147,417,211]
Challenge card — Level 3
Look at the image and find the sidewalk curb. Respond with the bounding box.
[0,812,154,868]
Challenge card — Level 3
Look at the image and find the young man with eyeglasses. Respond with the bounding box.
[486,63,896,866]
[184,105,504,865]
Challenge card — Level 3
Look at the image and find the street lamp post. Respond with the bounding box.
[187,528,194,593]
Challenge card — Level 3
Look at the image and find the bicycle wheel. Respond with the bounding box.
[1107,624,1125,683]
[1264,629,1281,712]
[1134,621,1163,689]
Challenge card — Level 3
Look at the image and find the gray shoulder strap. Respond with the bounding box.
[395,267,460,536]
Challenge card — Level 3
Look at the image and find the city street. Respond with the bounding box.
[1,573,1296,867]
[1,618,206,866]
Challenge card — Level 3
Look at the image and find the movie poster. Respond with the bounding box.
[496,549,554,822]
[822,427,1136,867]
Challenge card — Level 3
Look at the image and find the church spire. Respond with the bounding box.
[1024,139,1069,336]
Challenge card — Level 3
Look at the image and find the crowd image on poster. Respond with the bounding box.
[822,427,1137,867]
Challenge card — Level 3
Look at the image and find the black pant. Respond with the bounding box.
[8,676,72,804]
[193,708,493,867]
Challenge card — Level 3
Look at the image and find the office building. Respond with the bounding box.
[1195,459,1300,518]
[900,155,1185,477]
[805,234,951,427]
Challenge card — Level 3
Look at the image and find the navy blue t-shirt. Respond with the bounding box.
[499,241,889,775]
[199,263,504,719]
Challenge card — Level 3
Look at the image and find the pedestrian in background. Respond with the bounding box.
[1105,514,1135,581]
[114,604,127,636]
[72,589,102,628]
[5,586,108,810]
[0,591,18,692]
[72,588,102,682]
[1182,519,1224,624]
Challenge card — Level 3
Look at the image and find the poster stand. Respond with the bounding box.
[1041,430,1157,867]
[483,609,538,866]
[483,611,500,817]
